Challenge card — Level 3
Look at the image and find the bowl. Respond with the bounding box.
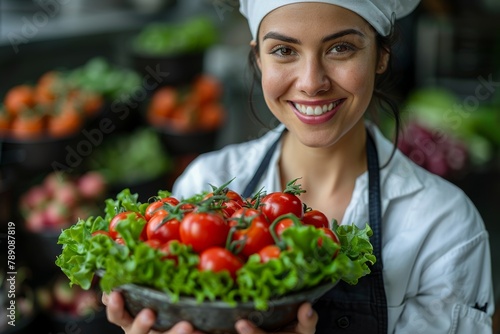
[153,125,219,156]
[132,51,205,90]
[117,281,336,334]
[0,134,79,172]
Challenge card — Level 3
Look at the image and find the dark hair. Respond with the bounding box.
[246,24,403,167]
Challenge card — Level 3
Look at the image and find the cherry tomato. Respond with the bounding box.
[198,247,243,280]
[158,240,179,264]
[204,188,245,218]
[109,211,147,240]
[274,217,301,239]
[144,239,162,249]
[260,192,303,224]
[318,227,341,257]
[146,211,181,244]
[258,245,281,263]
[302,209,329,228]
[180,211,230,253]
[229,208,274,259]
[318,227,340,244]
[144,197,180,220]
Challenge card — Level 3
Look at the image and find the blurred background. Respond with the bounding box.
[0,0,499,332]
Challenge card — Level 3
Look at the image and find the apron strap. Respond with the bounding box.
[242,131,285,199]
[366,129,383,269]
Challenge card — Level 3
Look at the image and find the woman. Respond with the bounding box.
[103,1,495,333]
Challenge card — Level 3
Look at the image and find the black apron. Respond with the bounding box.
[242,129,388,333]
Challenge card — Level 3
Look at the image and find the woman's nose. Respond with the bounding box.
[295,57,331,96]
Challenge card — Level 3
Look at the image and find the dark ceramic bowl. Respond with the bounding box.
[0,134,79,172]
[117,281,336,334]
[153,125,219,156]
[21,229,62,282]
[132,51,205,90]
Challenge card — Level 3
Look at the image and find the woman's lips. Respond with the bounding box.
[291,99,345,125]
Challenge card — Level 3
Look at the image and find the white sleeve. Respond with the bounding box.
[394,231,494,333]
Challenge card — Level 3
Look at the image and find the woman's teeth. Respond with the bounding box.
[293,100,342,116]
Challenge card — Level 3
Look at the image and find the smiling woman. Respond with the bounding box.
[102,1,495,334]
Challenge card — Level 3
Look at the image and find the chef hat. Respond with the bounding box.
[239,0,421,39]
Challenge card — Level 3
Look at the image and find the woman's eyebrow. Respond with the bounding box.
[262,31,300,44]
[321,29,366,42]
[262,29,366,44]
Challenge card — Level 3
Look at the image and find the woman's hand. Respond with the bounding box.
[235,302,318,334]
[102,291,200,334]
[102,291,318,334]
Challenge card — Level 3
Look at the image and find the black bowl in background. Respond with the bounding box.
[0,134,79,172]
[22,229,62,282]
[152,125,219,156]
[131,51,205,90]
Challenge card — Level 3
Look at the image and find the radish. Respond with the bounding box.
[77,171,106,199]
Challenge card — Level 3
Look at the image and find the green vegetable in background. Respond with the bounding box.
[88,127,172,185]
[66,57,142,101]
[133,16,219,56]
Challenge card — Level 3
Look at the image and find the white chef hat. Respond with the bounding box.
[239,0,421,39]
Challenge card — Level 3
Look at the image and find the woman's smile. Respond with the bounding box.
[290,99,346,125]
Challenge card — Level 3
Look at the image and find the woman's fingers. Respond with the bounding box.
[234,302,318,334]
[103,291,201,334]
[105,291,156,333]
[294,303,318,334]
[105,291,133,327]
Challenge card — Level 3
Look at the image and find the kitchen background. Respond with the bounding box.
[0,0,499,333]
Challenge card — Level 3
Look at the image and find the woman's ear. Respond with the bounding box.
[376,49,390,74]
[250,40,261,70]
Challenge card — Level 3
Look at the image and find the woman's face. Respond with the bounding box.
[255,3,388,148]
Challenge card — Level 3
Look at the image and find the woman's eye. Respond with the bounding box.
[271,46,294,57]
[330,43,353,54]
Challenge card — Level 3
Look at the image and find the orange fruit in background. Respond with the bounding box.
[198,102,225,131]
[192,74,222,105]
[149,86,178,118]
[4,85,36,117]
[47,99,83,138]
[34,71,61,106]
[10,112,45,139]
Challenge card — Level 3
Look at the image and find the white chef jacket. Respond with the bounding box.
[172,122,495,333]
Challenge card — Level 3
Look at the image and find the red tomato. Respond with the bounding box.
[274,217,301,239]
[144,197,180,220]
[258,245,281,263]
[260,192,303,224]
[318,227,341,257]
[198,247,243,280]
[229,208,274,258]
[144,239,162,249]
[158,240,179,264]
[180,212,230,253]
[109,211,147,240]
[204,188,245,218]
[146,211,181,244]
[302,209,329,228]
[318,227,340,244]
